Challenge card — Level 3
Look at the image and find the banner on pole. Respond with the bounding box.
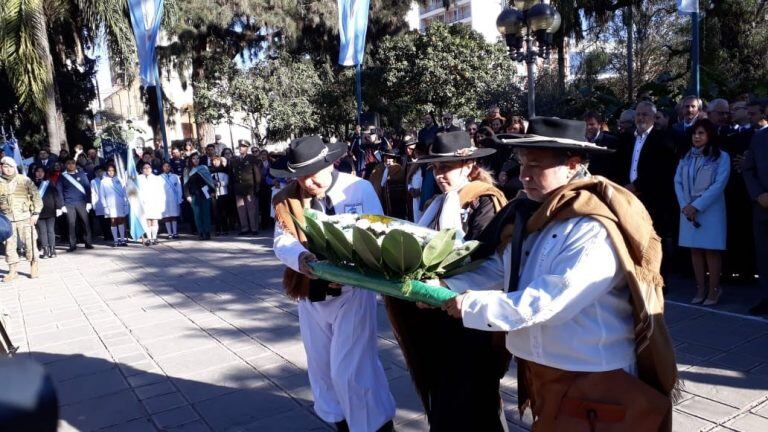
[338,0,370,66]
[677,0,699,14]
[128,0,165,87]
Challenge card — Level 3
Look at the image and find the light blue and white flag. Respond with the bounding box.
[128,0,165,86]
[677,0,699,14]
[337,0,370,66]
[125,145,148,240]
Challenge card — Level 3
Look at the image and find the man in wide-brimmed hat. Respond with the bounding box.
[271,136,396,432]
[440,118,679,431]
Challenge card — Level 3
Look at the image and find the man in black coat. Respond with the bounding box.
[437,112,461,134]
[582,111,619,182]
[230,142,261,235]
[617,101,677,242]
[742,124,768,315]
[417,113,439,148]
[670,95,703,157]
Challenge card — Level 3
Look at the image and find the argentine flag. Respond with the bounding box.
[677,0,699,14]
[338,0,370,66]
[124,146,148,241]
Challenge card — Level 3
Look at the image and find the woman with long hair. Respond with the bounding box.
[386,131,510,431]
[32,166,63,258]
[183,154,215,240]
[674,118,730,305]
[99,165,129,247]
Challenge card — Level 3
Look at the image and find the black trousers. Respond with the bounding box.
[35,217,56,248]
[65,203,92,246]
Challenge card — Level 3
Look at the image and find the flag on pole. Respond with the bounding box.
[677,0,699,14]
[124,146,148,241]
[337,0,370,66]
[128,0,165,86]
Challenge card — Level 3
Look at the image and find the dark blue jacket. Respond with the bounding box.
[56,170,91,205]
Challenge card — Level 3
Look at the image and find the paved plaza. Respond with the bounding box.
[2,234,768,431]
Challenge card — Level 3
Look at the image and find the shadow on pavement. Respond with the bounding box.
[25,351,332,432]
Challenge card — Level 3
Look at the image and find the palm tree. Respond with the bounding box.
[0,0,68,151]
[0,0,133,153]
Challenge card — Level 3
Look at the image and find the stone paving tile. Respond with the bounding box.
[676,396,741,423]
[7,239,768,431]
[672,409,716,431]
[58,388,147,431]
[192,386,300,432]
[725,413,768,431]
[150,405,200,429]
[55,366,129,406]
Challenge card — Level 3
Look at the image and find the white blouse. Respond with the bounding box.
[445,216,636,373]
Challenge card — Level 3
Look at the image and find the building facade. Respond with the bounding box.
[407,0,506,43]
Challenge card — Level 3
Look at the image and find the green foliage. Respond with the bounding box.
[381,229,423,276]
[370,22,521,126]
[353,226,385,273]
[422,229,455,270]
[92,121,145,149]
[323,221,355,263]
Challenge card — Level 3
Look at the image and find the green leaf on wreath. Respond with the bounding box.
[422,229,456,270]
[437,240,479,273]
[353,226,384,273]
[381,229,423,276]
[304,216,327,257]
[323,221,354,262]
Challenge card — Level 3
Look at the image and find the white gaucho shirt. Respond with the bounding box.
[445,216,636,373]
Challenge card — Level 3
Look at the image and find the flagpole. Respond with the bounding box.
[355,64,363,126]
[153,67,170,160]
[691,11,700,97]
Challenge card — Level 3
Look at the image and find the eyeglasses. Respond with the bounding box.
[443,117,452,121]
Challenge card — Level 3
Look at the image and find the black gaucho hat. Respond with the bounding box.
[411,131,496,164]
[269,136,345,178]
[497,117,613,154]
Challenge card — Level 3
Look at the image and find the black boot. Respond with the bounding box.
[39,248,48,259]
[335,421,350,432]
[49,247,57,258]
[749,298,768,316]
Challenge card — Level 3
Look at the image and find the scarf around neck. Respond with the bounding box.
[418,178,469,239]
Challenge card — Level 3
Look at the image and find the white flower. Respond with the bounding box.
[370,222,388,235]
[355,219,372,230]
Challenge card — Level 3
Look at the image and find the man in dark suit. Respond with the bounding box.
[417,113,439,148]
[670,95,703,157]
[583,111,619,181]
[437,112,461,134]
[720,100,767,281]
[617,101,677,245]
[742,122,768,315]
[27,149,55,178]
[198,144,217,167]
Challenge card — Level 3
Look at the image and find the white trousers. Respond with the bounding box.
[298,288,396,432]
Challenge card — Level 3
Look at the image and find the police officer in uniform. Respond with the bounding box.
[0,157,43,282]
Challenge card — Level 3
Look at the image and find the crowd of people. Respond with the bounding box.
[343,96,768,316]
[0,134,280,282]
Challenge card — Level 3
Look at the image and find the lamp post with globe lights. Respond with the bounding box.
[496,1,561,118]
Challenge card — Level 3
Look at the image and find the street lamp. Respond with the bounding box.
[497,1,561,118]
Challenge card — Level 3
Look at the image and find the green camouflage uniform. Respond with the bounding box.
[0,173,43,264]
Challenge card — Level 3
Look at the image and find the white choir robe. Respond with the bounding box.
[273,172,396,431]
[99,176,129,218]
[445,216,637,373]
[160,173,183,218]
[137,174,166,220]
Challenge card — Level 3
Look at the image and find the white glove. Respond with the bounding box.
[86,203,92,212]
[61,207,68,214]
[56,209,63,217]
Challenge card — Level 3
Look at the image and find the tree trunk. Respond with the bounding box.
[40,23,68,153]
[191,35,215,147]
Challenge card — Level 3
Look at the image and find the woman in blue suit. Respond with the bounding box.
[674,118,730,306]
